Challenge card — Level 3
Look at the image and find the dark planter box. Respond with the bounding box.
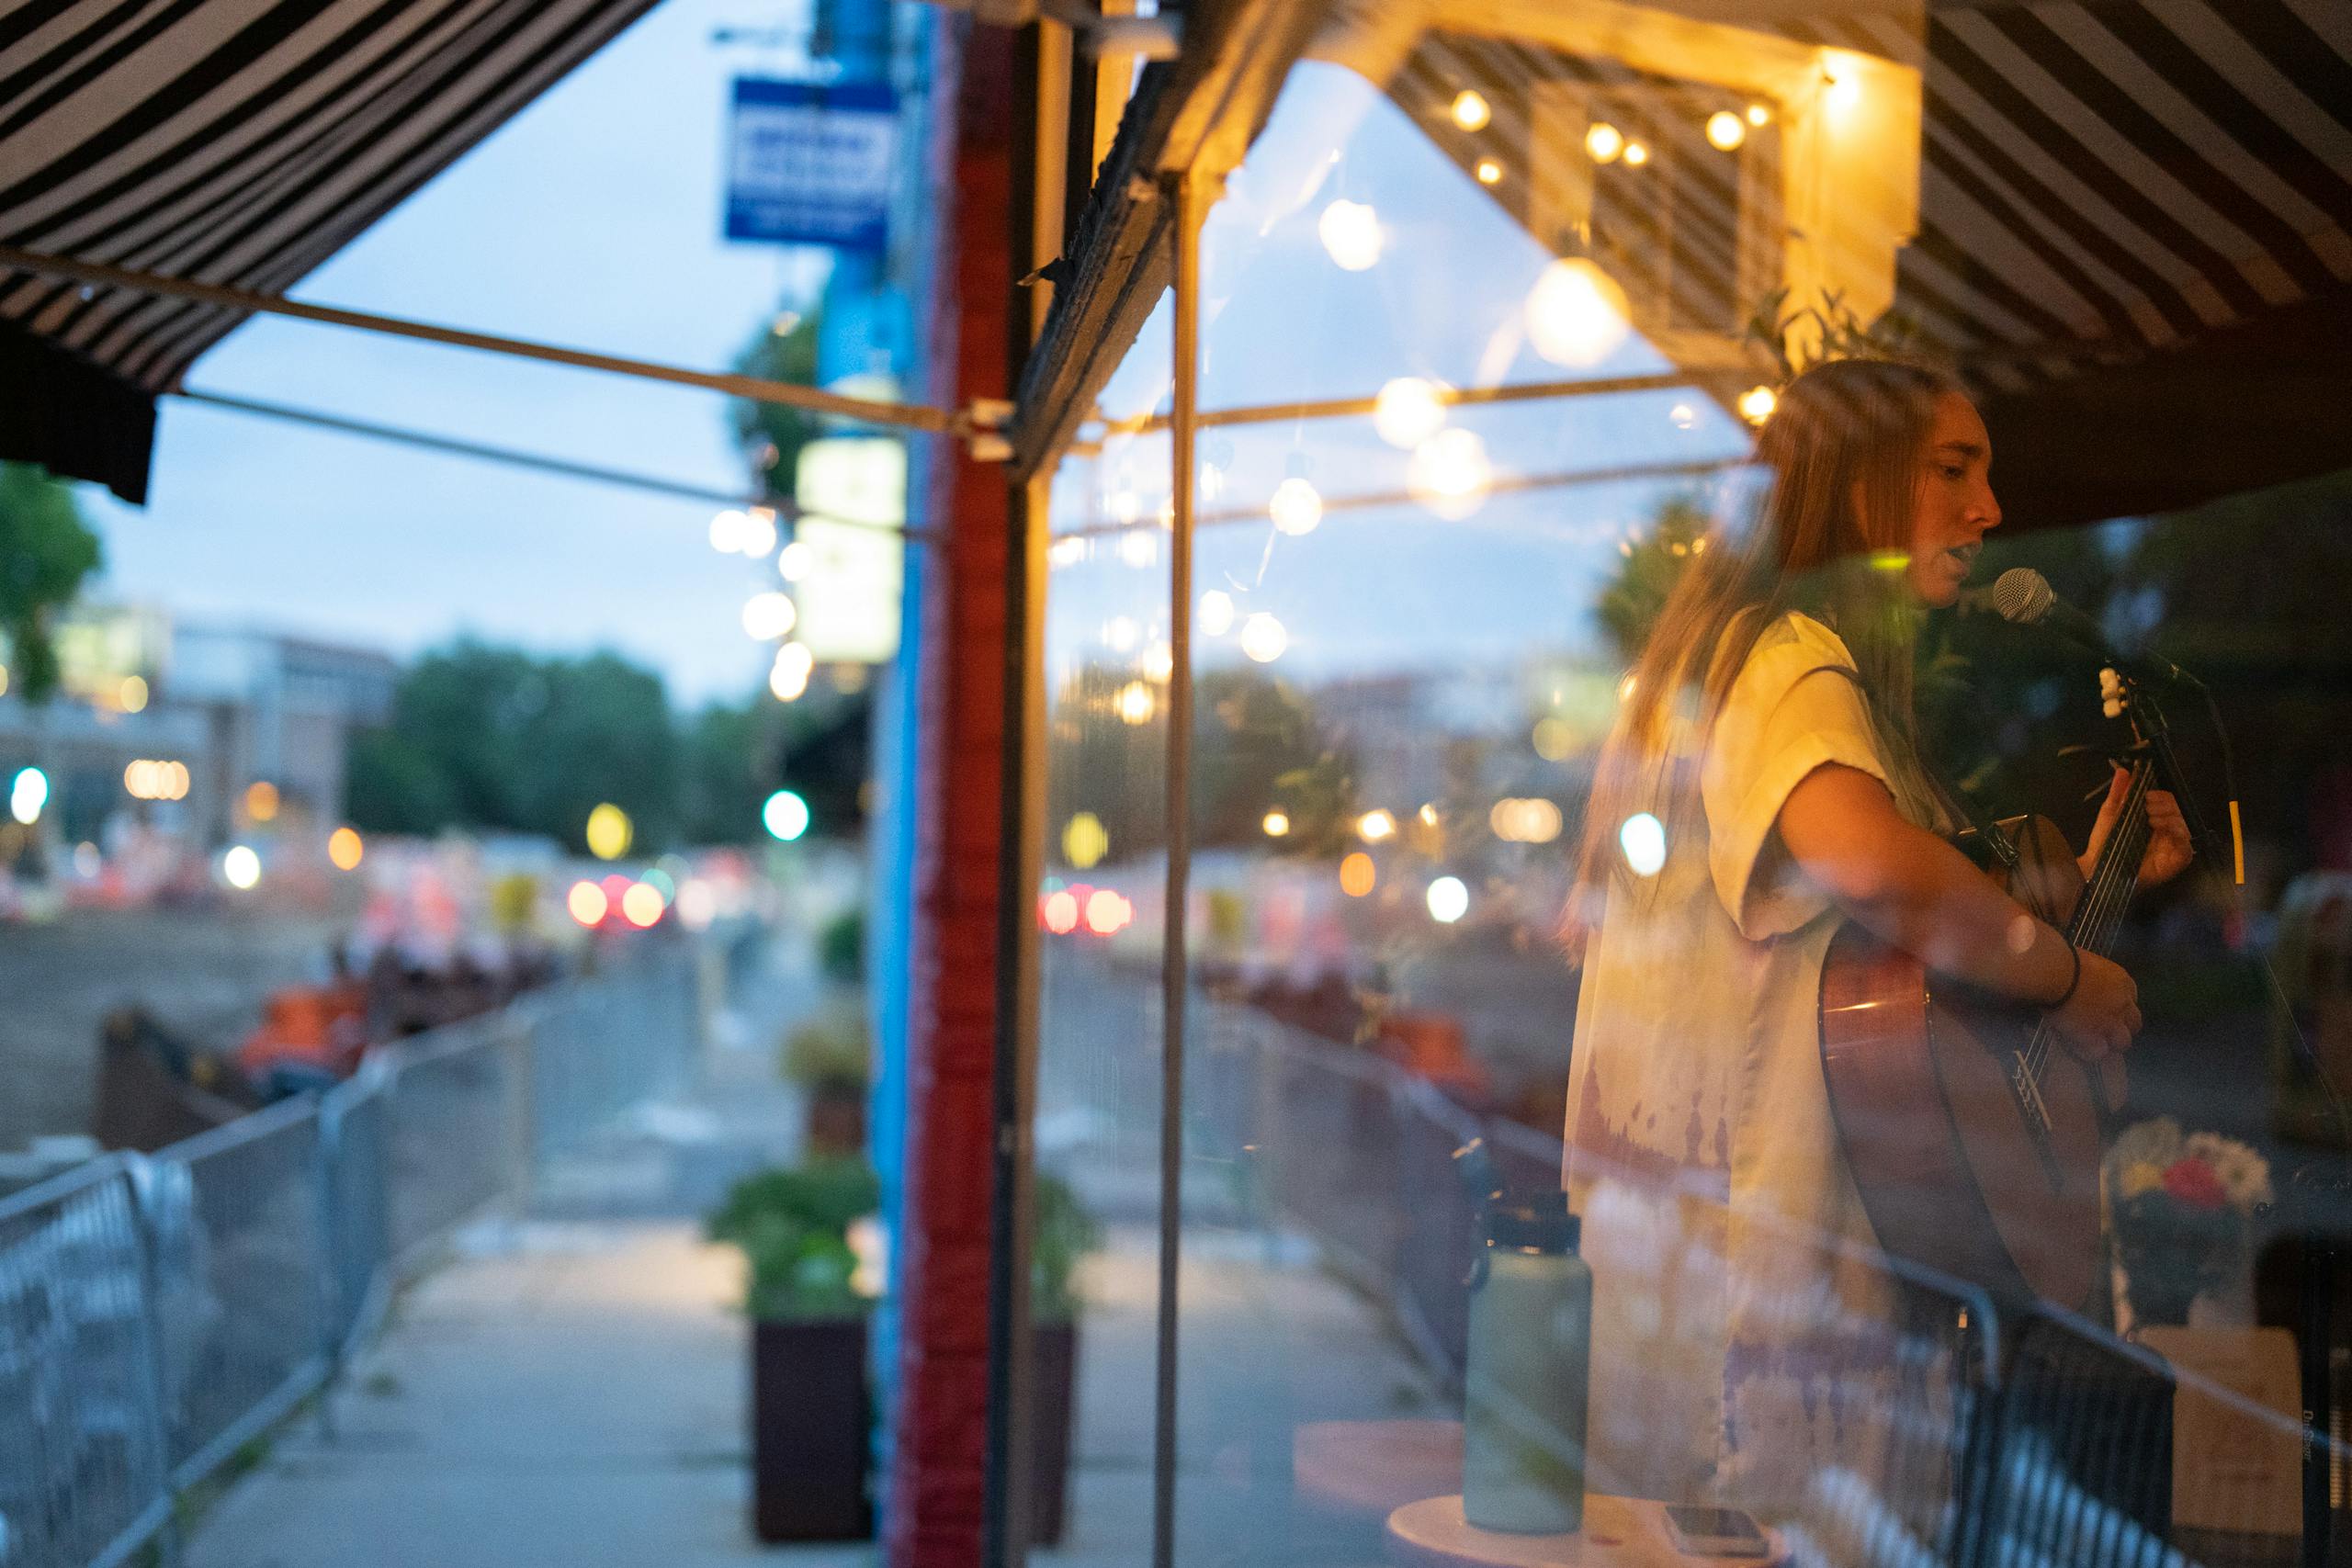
[1030,1319,1079,1546]
[752,1315,872,1542]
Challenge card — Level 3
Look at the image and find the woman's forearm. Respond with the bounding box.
[1780,764,2075,1003]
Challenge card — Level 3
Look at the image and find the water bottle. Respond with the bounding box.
[1461,1187,1591,1533]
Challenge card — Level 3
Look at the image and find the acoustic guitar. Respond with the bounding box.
[1820,705,2158,1309]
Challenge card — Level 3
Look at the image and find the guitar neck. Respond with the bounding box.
[2064,759,2156,958]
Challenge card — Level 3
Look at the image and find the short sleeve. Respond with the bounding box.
[1701,626,1892,941]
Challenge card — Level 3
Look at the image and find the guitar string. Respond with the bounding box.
[2032,768,2152,1082]
[2022,762,2154,1087]
[2025,773,2150,1085]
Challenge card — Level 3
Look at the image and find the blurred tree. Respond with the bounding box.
[731,305,826,500]
[345,640,682,852]
[1592,494,1712,664]
[0,464,104,704]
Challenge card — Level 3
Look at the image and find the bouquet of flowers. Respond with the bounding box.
[2104,1118,2273,1329]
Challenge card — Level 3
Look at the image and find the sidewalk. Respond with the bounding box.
[188,932,861,1568]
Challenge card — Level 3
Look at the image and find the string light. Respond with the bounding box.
[1739,385,1779,423]
[1239,613,1288,664]
[1585,122,1624,164]
[1408,429,1494,520]
[1476,158,1503,186]
[1451,90,1491,131]
[1747,103,1772,127]
[1374,378,1448,449]
[1525,258,1630,367]
[1317,199,1383,271]
[1706,111,1747,151]
[1623,141,1650,167]
[1269,476,1324,536]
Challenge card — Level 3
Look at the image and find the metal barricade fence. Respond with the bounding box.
[0,949,702,1568]
[146,1100,333,1490]
[0,1159,172,1568]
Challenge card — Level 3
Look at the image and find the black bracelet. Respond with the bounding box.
[2046,936,2082,1010]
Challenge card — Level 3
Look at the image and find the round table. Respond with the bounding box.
[1386,1495,1786,1568]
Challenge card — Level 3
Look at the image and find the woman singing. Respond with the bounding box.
[1560,358,2191,1514]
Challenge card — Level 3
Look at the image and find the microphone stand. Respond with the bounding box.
[2123,670,2350,1566]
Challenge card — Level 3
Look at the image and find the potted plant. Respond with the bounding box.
[781,1010,870,1158]
[707,1158,884,1542]
[1027,1171,1102,1546]
[2105,1118,2274,1331]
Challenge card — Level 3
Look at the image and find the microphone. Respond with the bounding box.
[1979,568,2202,689]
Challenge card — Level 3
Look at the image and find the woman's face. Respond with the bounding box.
[1905,391,2002,607]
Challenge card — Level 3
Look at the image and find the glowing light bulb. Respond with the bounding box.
[742,592,798,640]
[1119,529,1159,567]
[1620,812,1668,876]
[1525,258,1630,367]
[1198,591,1236,637]
[1358,809,1397,843]
[708,510,748,553]
[1476,158,1503,186]
[777,540,816,581]
[1451,90,1491,131]
[1408,429,1494,521]
[1262,810,1290,838]
[1104,616,1140,652]
[1739,385,1779,423]
[1239,613,1288,664]
[1623,141,1650,167]
[1427,876,1469,924]
[739,508,778,557]
[1585,122,1624,163]
[1374,378,1448,449]
[1747,103,1772,127]
[1115,682,1156,725]
[1706,111,1747,151]
[1269,476,1324,536]
[1317,199,1383,272]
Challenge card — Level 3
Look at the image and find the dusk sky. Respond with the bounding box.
[79,0,831,707]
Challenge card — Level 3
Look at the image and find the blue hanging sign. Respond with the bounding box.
[724,78,898,250]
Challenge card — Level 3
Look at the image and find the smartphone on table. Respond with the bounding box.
[1661,1503,1770,1558]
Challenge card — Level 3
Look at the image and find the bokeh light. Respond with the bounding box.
[771,641,815,702]
[568,880,609,927]
[221,844,262,890]
[1239,613,1288,664]
[622,881,666,928]
[1269,476,1324,536]
[741,592,799,640]
[1526,257,1631,367]
[1062,810,1108,870]
[1262,809,1290,838]
[1115,682,1157,725]
[1042,889,1080,934]
[1427,875,1470,923]
[1339,852,1376,897]
[1706,110,1747,151]
[1620,812,1668,876]
[763,789,811,842]
[709,510,748,553]
[777,540,816,581]
[1198,591,1236,637]
[738,508,779,558]
[1357,808,1397,843]
[1585,121,1623,163]
[10,767,48,825]
[1739,385,1779,423]
[585,803,633,861]
[1317,199,1383,271]
[119,675,149,713]
[1374,378,1448,449]
[328,827,365,871]
[244,780,280,823]
[1408,428,1494,520]
[1083,889,1134,935]
[1450,89,1491,130]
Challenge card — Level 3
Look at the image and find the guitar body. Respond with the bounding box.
[1820,813,2120,1309]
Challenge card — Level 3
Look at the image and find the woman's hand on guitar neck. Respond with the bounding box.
[2049,949,2142,1060]
[2078,766,2193,887]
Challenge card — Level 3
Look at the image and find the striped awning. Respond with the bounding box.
[0,0,660,502]
[1391,0,2352,521]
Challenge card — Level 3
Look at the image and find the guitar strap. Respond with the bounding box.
[1799,663,2021,874]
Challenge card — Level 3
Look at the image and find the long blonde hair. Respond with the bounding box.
[1565,357,1961,947]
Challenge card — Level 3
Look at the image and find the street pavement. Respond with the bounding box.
[187,931,867,1568]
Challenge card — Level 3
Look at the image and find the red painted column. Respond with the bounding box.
[888,12,1020,1568]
